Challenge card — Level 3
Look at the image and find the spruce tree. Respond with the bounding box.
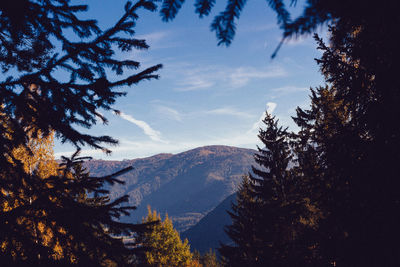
[292,30,400,266]
[1,132,150,266]
[1,1,161,264]
[220,112,308,266]
[219,176,261,267]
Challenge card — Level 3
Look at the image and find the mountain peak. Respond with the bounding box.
[85,145,255,231]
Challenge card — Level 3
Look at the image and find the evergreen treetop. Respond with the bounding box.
[138,206,194,267]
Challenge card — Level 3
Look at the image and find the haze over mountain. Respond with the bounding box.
[85,145,255,231]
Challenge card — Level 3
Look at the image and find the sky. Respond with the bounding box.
[54,0,326,160]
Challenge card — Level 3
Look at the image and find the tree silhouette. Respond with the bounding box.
[219,176,261,267]
[220,112,309,266]
[159,0,399,59]
[291,30,400,266]
[1,0,161,264]
[0,0,161,154]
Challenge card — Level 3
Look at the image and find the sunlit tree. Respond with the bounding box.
[139,207,194,267]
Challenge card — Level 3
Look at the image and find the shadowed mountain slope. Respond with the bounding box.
[182,193,236,253]
[85,145,254,231]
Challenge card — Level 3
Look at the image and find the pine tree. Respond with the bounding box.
[1,132,150,266]
[138,206,194,267]
[292,85,351,266]
[220,112,308,266]
[1,1,161,264]
[219,176,261,267]
[292,29,400,266]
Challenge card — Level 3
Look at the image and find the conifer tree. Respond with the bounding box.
[292,30,400,266]
[220,112,308,266]
[1,1,161,264]
[138,207,194,267]
[1,133,150,266]
[219,176,261,267]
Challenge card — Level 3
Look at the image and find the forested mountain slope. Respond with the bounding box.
[85,145,254,231]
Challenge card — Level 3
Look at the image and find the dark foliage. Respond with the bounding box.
[0,0,161,154]
[220,113,309,266]
[159,0,399,59]
[161,0,293,47]
[1,0,161,264]
[0,150,152,266]
[219,176,261,267]
[291,28,400,266]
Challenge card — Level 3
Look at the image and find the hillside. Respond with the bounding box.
[182,193,236,253]
[85,145,254,231]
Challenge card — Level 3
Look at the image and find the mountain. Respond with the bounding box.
[85,145,255,231]
[182,193,236,253]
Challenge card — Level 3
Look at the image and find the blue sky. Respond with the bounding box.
[54,0,326,160]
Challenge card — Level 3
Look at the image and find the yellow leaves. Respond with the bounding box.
[11,131,58,178]
[142,206,195,267]
[0,128,71,263]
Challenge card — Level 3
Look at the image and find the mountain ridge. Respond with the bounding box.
[84,145,255,231]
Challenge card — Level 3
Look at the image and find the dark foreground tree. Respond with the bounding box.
[158,0,399,58]
[1,137,151,266]
[1,0,161,264]
[292,31,400,266]
[220,113,311,266]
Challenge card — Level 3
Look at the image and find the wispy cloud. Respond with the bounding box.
[136,31,178,50]
[271,86,308,94]
[55,103,282,160]
[205,107,253,119]
[55,134,259,161]
[156,105,183,121]
[171,64,287,91]
[229,66,286,87]
[116,111,164,142]
[283,35,312,46]
[176,76,215,91]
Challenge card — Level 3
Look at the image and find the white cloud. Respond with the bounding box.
[116,111,165,142]
[176,76,215,91]
[283,35,312,46]
[229,66,286,87]
[171,64,287,91]
[271,86,308,94]
[135,31,179,50]
[55,103,282,161]
[248,102,277,134]
[266,102,277,114]
[55,134,260,161]
[156,105,183,121]
[205,107,253,119]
